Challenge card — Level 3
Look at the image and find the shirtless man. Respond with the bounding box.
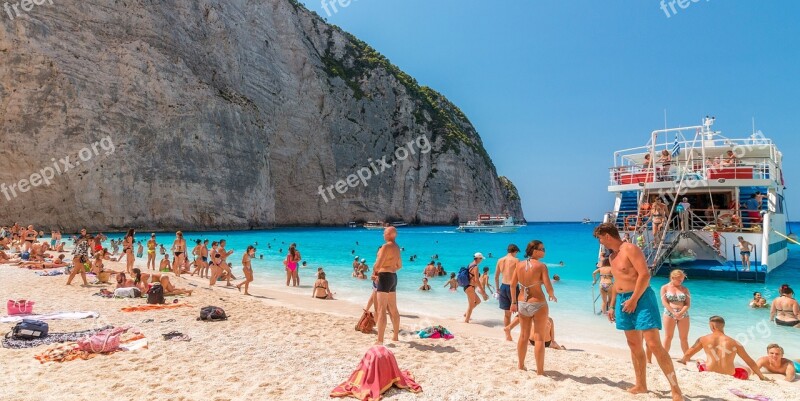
[218,239,236,285]
[496,244,521,340]
[159,254,171,271]
[756,344,796,382]
[678,316,769,381]
[594,223,683,400]
[372,226,401,344]
[171,231,187,277]
[423,261,436,278]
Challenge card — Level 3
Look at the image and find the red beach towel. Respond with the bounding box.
[330,345,422,401]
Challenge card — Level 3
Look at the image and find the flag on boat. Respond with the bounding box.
[671,137,680,157]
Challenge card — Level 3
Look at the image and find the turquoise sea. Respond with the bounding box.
[108,222,799,356]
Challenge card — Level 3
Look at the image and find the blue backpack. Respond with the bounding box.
[456,266,471,287]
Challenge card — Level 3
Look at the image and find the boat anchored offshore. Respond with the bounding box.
[363,221,386,230]
[456,214,525,233]
[602,116,791,282]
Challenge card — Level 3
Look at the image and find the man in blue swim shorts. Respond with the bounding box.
[495,244,520,341]
[594,223,683,401]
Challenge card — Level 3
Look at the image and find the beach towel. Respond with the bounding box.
[729,389,771,401]
[331,345,421,401]
[36,270,64,276]
[0,311,99,323]
[121,303,191,312]
[416,326,454,340]
[34,330,146,363]
[2,326,113,349]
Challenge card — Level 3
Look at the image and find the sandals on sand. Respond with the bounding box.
[162,331,191,342]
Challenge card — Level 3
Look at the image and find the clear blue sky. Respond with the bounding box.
[300,0,800,221]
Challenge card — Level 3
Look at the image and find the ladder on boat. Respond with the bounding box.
[683,230,729,265]
[647,229,683,276]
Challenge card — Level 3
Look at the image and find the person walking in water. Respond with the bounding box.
[594,223,683,401]
[510,240,556,374]
[373,226,402,344]
[496,244,521,341]
[236,245,255,295]
[463,252,485,323]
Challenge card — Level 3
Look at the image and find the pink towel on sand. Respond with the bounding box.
[331,345,422,401]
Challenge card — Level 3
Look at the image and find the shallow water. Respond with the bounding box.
[107,222,800,355]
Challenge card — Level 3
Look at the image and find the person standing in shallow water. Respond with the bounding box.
[123,228,135,274]
[373,226,401,344]
[594,223,683,401]
[237,245,255,295]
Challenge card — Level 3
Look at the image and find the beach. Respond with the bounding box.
[1,252,796,401]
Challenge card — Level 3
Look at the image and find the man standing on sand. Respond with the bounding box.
[594,223,683,401]
[678,316,770,381]
[495,244,520,341]
[373,226,402,344]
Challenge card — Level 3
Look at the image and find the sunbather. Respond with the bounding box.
[159,275,192,296]
[18,254,68,269]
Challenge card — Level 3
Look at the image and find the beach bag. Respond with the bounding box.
[20,251,30,261]
[147,283,165,305]
[12,319,48,340]
[355,310,375,334]
[456,267,471,288]
[78,328,122,353]
[198,306,227,321]
[7,299,35,315]
[114,287,142,298]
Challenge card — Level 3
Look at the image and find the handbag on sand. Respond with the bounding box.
[78,328,123,353]
[355,310,375,334]
[7,299,35,315]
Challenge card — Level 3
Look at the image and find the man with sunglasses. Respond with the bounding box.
[594,223,683,401]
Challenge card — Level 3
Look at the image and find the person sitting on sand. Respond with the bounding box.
[132,268,150,293]
[159,275,193,296]
[678,316,770,381]
[159,254,171,272]
[312,271,333,300]
[419,277,431,291]
[444,272,458,291]
[528,317,566,350]
[756,344,796,382]
[750,292,768,308]
[91,253,106,275]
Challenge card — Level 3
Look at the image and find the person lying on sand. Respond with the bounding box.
[17,254,68,269]
[756,344,796,382]
[678,316,770,381]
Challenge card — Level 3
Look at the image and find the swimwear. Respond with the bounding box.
[286,260,298,272]
[516,261,547,317]
[775,318,799,327]
[376,272,397,293]
[664,290,688,303]
[740,251,751,256]
[201,256,208,262]
[528,340,552,348]
[615,287,662,331]
[147,250,155,255]
[664,308,688,319]
[174,252,184,257]
[600,283,612,292]
[697,362,749,380]
[498,283,518,311]
[315,295,329,300]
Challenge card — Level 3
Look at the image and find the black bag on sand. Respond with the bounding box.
[198,306,227,321]
[12,319,49,340]
[147,283,165,305]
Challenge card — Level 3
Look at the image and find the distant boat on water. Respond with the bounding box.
[456,214,524,233]
[363,221,385,230]
[391,221,408,227]
[582,218,592,224]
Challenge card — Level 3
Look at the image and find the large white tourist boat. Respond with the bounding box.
[603,116,795,282]
[456,214,525,233]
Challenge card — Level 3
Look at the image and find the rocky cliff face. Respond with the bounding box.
[0,0,523,231]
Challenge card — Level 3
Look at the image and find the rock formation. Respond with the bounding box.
[0,0,523,231]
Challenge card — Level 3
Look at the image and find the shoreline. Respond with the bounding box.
[1,251,797,400]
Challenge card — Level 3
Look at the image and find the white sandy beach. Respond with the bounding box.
[1,254,797,401]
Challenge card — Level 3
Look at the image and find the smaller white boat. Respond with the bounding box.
[363,221,385,230]
[391,221,408,227]
[347,221,358,228]
[582,218,592,224]
[456,214,524,233]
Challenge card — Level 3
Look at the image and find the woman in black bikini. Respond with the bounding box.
[123,228,135,274]
[171,231,186,278]
[770,284,800,327]
[312,271,333,300]
[23,225,37,253]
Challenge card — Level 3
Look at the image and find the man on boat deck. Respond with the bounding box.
[594,223,683,401]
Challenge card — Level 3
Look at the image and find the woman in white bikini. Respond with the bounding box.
[236,245,255,295]
[591,257,614,314]
[510,240,557,374]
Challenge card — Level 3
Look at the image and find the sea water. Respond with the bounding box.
[110,222,799,356]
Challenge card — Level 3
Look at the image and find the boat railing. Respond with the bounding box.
[613,137,776,165]
[609,157,777,186]
[610,208,764,235]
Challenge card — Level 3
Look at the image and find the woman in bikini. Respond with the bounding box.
[312,271,333,300]
[132,268,150,294]
[770,284,800,327]
[236,245,255,295]
[171,231,187,277]
[657,149,672,181]
[444,272,458,291]
[651,198,666,240]
[591,257,613,314]
[23,225,37,253]
[650,269,691,363]
[285,244,300,287]
[159,275,193,296]
[190,240,204,277]
[209,253,224,286]
[146,234,157,271]
[123,228,135,274]
[510,240,556,374]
